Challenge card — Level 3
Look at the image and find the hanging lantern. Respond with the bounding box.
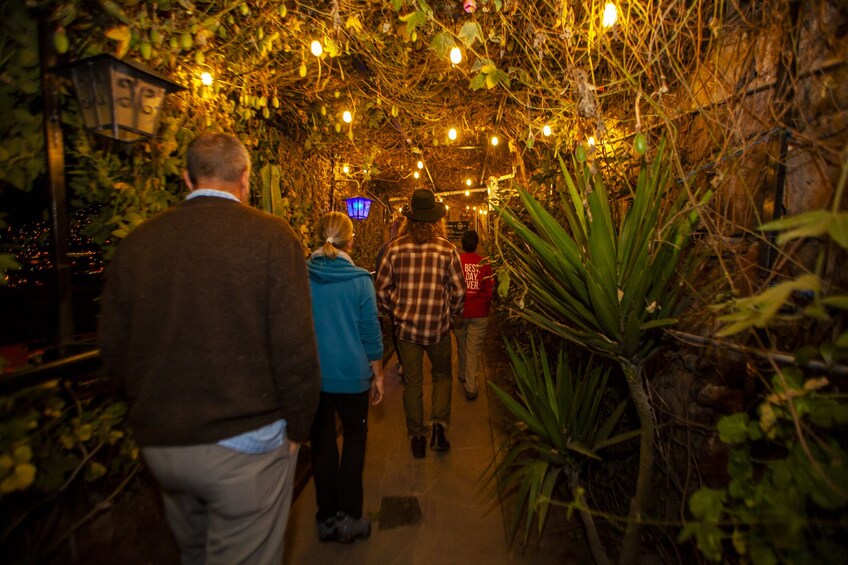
[60,54,185,142]
[344,196,373,220]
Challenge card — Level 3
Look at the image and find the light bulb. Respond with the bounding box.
[465,190,470,197]
[465,179,472,186]
[449,47,462,65]
[413,171,420,179]
[201,72,213,85]
[310,40,323,56]
[602,3,618,28]
[491,135,499,146]
[588,136,596,146]
[417,160,424,169]
[342,164,350,174]
[342,110,352,123]
[542,124,552,137]
[448,128,457,140]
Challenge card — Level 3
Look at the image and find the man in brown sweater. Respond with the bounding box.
[99,132,320,565]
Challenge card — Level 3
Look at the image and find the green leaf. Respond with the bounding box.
[717,413,751,444]
[821,295,848,309]
[689,488,726,522]
[429,32,455,58]
[458,21,483,47]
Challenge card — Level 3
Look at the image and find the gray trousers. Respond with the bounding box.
[142,440,299,565]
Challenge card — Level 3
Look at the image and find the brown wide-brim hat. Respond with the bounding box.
[403,188,447,222]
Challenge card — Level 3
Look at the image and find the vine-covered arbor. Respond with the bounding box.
[1,1,847,564]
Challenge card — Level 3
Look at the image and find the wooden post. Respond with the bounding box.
[39,19,74,354]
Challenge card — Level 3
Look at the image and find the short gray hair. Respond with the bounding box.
[186,133,251,185]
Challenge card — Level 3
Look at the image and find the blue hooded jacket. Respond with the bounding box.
[307,251,383,394]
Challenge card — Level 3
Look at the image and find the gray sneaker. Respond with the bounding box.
[334,511,371,543]
[317,516,338,542]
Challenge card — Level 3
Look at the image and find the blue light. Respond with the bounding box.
[344,196,372,220]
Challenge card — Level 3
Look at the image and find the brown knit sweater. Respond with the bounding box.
[99,196,320,446]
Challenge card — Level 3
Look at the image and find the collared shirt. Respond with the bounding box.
[374,235,466,345]
[218,419,287,454]
[185,188,287,453]
[185,188,240,202]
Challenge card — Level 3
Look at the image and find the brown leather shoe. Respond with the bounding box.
[430,423,451,452]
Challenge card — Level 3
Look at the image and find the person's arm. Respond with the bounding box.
[359,275,384,394]
[370,360,384,405]
[447,247,466,319]
[374,245,396,314]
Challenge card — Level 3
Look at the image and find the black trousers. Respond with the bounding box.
[309,390,370,522]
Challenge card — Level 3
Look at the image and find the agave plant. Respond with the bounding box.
[494,138,710,564]
[491,339,638,565]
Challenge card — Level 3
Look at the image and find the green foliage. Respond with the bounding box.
[683,166,848,563]
[490,339,636,543]
[0,3,44,192]
[680,369,848,563]
[0,376,139,559]
[494,138,710,363]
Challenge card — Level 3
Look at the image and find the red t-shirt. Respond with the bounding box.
[460,252,493,318]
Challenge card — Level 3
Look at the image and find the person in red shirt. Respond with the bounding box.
[453,230,494,400]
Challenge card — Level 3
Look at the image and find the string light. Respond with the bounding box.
[465,179,472,186]
[417,160,424,169]
[413,171,420,179]
[448,128,457,140]
[465,190,470,196]
[602,3,618,28]
[342,110,352,123]
[490,135,499,146]
[542,124,552,137]
[200,72,213,85]
[310,40,323,56]
[449,47,462,65]
[588,136,596,146]
[342,164,350,174]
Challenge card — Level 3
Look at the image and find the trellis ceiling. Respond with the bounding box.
[35,0,841,205]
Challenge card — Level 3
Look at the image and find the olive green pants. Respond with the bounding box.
[396,334,453,438]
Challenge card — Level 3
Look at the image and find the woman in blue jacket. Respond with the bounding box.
[307,211,384,543]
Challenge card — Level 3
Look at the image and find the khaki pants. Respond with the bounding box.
[453,316,489,395]
[142,440,298,565]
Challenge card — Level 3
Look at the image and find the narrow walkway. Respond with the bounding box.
[284,331,571,565]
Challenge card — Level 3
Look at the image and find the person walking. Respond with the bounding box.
[374,189,466,458]
[453,230,494,401]
[307,211,384,544]
[99,132,321,565]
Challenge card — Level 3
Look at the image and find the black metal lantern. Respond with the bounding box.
[344,196,373,220]
[62,54,185,142]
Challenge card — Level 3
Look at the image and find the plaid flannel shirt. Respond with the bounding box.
[374,235,466,346]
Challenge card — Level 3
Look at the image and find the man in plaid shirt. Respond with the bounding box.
[374,189,466,458]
